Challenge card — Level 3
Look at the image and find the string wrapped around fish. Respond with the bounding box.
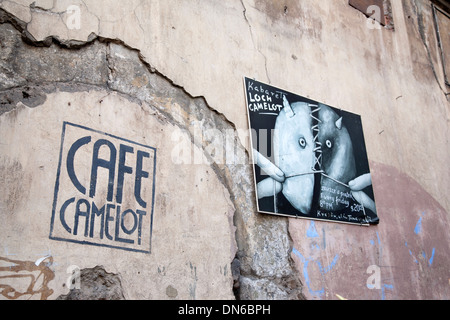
[254,96,376,223]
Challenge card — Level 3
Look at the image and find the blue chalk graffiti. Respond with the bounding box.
[381,284,394,300]
[306,221,320,238]
[406,213,436,267]
[292,247,339,299]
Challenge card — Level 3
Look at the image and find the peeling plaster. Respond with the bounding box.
[0,8,304,300]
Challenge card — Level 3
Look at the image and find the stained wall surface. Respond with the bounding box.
[0,0,449,300]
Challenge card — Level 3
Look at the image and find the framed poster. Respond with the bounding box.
[244,77,379,226]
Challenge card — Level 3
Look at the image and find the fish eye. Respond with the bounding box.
[326,140,332,148]
[299,138,307,149]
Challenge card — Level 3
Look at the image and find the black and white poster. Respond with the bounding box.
[244,77,379,226]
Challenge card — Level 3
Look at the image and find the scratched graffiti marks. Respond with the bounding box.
[0,256,54,300]
[291,220,395,300]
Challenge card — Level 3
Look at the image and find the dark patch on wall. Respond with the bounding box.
[57,266,125,300]
[349,0,386,25]
[370,161,450,299]
[254,0,302,22]
[0,256,55,300]
[252,0,323,42]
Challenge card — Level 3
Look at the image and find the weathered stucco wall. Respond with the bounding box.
[1,0,449,300]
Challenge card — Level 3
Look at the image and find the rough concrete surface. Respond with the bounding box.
[1,0,449,300]
[0,7,302,300]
